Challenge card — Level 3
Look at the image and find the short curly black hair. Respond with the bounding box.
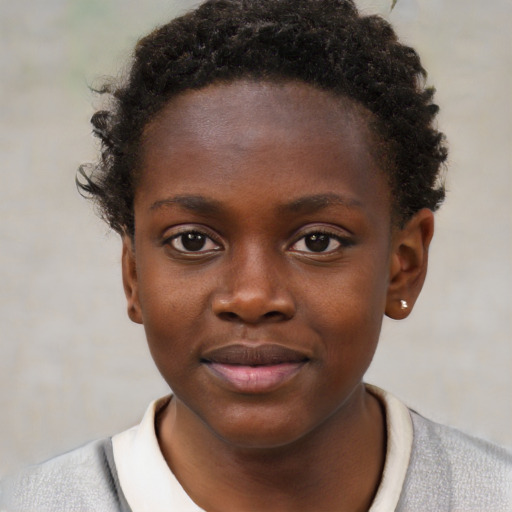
[78,0,447,236]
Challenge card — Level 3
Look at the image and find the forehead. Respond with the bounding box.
[136,80,389,220]
[142,80,375,156]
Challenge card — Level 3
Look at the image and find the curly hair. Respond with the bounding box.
[78,0,447,236]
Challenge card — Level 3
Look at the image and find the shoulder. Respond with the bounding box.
[0,438,131,512]
[397,411,512,512]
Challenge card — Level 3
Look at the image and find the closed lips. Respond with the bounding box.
[201,344,310,366]
[201,344,310,394]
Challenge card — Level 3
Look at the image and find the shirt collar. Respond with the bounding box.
[113,385,413,512]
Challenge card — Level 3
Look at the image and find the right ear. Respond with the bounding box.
[122,235,143,324]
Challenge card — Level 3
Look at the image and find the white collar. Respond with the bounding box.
[366,385,413,512]
[112,396,202,511]
[112,385,413,512]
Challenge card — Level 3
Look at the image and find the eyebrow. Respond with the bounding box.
[149,195,222,215]
[149,193,361,217]
[280,193,362,214]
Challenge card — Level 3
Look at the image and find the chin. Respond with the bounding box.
[203,406,319,451]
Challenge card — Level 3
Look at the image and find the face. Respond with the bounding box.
[125,81,403,448]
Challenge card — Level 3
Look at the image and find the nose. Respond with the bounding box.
[212,246,296,324]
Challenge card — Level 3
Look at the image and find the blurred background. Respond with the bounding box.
[0,0,510,476]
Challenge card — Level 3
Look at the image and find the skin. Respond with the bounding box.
[122,80,434,511]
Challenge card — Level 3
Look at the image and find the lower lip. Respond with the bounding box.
[205,362,306,393]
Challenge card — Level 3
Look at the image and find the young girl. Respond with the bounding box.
[2,0,511,510]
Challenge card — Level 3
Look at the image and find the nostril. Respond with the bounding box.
[216,310,288,323]
[218,312,239,321]
[212,291,296,323]
[264,311,283,320]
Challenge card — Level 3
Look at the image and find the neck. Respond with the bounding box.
[157,383,385,512]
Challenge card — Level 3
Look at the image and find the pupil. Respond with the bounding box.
[305,233,329,252]
[182,232,206,251]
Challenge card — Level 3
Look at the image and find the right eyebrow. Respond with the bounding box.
[149,195,223,215]
[279,193,363,215]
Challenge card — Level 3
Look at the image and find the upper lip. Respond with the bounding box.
[201,344,310,366]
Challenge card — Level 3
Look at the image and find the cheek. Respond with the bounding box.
[136,265,210,362]
[138,255,211,322]
[303,263,388,365]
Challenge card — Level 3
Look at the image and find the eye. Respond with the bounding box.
[290,232,345,253]
[168,231,220,253]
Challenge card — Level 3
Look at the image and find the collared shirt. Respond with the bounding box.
[3,385,511,511]
[112,385,413,512]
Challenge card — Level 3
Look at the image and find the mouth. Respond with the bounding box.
[201,344,310,394]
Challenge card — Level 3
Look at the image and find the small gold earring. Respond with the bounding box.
[400,299,408,310]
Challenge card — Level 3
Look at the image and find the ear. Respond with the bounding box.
[122,235,143,324]
[385,208,434,320]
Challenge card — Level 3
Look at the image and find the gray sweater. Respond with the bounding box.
[1,411,511,511]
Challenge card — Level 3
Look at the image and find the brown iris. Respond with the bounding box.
[181,232,207,251]
[305,233,330,252]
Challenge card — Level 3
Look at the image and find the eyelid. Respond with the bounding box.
[288,225,354,254]
[162,225,224,253]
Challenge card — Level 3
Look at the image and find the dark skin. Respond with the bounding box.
[122,81,434,511]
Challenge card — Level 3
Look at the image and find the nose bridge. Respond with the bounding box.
[212,239,295,322]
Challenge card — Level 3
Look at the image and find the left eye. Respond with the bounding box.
[291,233,342,253]
[169,231,220,253]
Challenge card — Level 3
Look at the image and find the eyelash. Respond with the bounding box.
[289,229,353,255]
[163,227,352,256]
[164,229,222,255]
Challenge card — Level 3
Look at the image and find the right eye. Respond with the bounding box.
[168,231,221,253]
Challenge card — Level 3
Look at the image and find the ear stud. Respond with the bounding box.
[400,299,408,310]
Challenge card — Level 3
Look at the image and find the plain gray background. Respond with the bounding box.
[1,0,511,477]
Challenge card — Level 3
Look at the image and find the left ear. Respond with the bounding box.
[385,208,434,320]
[122,235,143,324]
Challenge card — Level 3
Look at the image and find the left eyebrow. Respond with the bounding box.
[279,193,363,215]
[149,195,222,215]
